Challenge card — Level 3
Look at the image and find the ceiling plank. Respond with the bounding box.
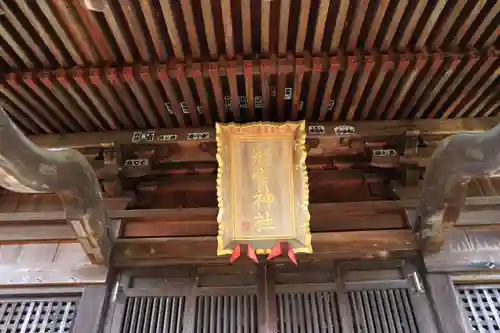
[426,53,480,119]
[467,2,500,48]
[348,0,370,50]
[278,0,291,55]
[119,0,153,62]
[0,24,35,68]
[295,0,311,54]
[312,0,330,54]
[53,0,100,65]
[13,0,68,66]
[443,50,498,118]
[0,0,50,66]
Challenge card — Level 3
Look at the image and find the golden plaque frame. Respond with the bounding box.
[216,121,312,256]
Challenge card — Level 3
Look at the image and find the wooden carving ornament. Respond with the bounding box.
[0,106,112,264]
[417,123,500,251]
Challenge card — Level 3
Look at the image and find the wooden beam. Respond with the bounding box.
[0,195,131,222]
[2,194,497,241]
[0,223,75,243]
[114,196,500,217]
[122,195,408,237]
[409,207,500,227]
[3,50,485,82]
[112,230,417,266]
[425,228,500,272]
[2,195,500,224]
[257,264,278,333]
[123,196,500,238]
[30,117,500,150]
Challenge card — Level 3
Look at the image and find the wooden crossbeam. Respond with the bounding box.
[31,117,500,149]
[2,195,499,235]
[3,49,487,81]
[112,230,418,266]
[25,118,499,185]
[0,223,74,243]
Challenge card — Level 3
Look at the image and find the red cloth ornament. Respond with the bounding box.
[247,244,258,263]
[267,241,297,265]
[229,244,241,263]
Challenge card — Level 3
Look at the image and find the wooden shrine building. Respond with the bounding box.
[0,0,499,332]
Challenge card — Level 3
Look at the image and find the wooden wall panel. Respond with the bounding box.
[0,242,107,286]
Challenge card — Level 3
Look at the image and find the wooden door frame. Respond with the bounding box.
[337,260,438,333]
[427,272,500,333]
[107,267,258,333]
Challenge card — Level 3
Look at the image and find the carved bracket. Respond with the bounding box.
[0,107,112,265]
[416,124,500,253]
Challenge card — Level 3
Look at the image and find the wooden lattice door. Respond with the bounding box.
[107,265,259,333]
[428,274,500,333]
[276,289,342,333]
[0,299,78,333]
[0,285,105,333]
[456,284,500,332]
[105,261,440,333]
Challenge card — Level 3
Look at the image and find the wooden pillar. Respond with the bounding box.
[426,274,469,333]
[257,264,278,333]
[335,265,355,333]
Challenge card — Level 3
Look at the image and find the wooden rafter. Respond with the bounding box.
[0,0,498,69]
[2,49,498,135]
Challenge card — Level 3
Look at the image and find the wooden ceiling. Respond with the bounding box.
[0,0,499,135]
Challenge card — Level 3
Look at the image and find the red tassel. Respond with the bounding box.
[247,244,259,263]
[267,241,283,261]
[229,244,241,263]
[287,244,297,265]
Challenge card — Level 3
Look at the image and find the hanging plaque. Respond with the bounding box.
[216,121,312,263]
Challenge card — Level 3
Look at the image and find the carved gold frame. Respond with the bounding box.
[215,121,312,256]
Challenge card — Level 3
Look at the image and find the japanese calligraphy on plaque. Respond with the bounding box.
[216,121,312,264]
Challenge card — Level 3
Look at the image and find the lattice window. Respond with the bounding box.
[349,289,419,333]
[277,291,341,333]
[194,295,258,333]
[0,299,78,333]
[456,285,500,333]
[121,296,186,333]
